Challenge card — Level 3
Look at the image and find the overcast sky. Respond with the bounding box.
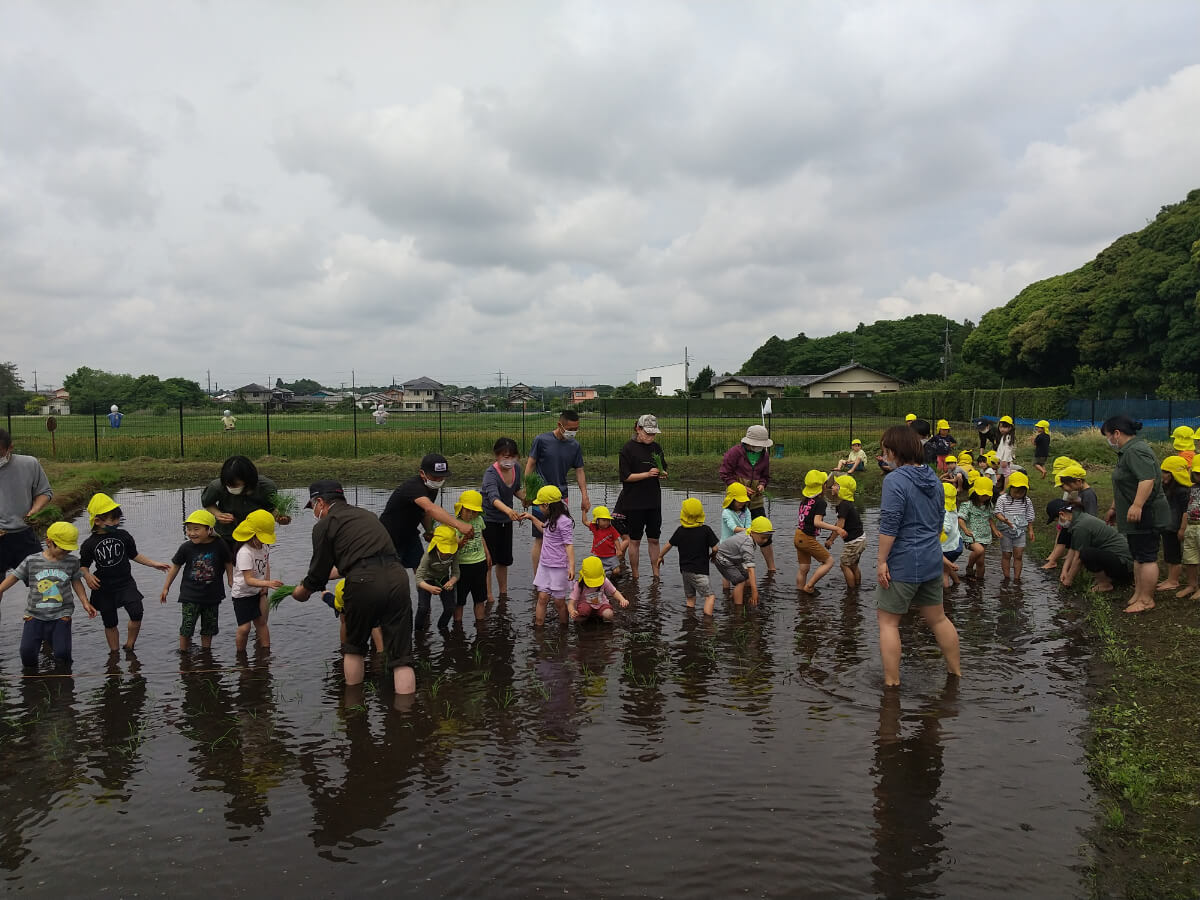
[3,1,1198,393]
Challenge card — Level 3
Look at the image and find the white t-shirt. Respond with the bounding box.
[233,542,269,599]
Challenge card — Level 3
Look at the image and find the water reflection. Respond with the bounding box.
[87,655,148,800]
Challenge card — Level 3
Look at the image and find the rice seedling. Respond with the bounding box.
[269,491,298,518]
[268,584,297,610]
[523,471,546,502]
[652,451,668,478]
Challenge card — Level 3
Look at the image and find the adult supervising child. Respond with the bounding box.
[380,453,474,572]
[658,498,720,615]
[526,410,590,572]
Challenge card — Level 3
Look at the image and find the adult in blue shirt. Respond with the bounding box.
[525,409,590,571]
[875,424,961,687]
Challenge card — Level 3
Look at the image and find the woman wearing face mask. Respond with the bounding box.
[719,425,777,573]
[1101,416,1170,613]
[616,415,668,579]
[202,455,290,551]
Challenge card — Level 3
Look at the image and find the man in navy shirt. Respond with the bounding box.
[525,410,590,570]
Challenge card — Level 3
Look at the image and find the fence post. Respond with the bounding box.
[265,401,271,456]
[521,402,526,453]
[685,397,690,455]
[849,396,854,443]
[92,402,99,461]
[1010,398,1016,422]
[602,399,607,457]
[438,401,443,454]
[1090,396,1095,427]
[353,400,358,458]
[179,402,184,458]
[1168,398,1173,434]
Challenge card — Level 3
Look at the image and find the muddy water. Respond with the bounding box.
[0,483,1093,897]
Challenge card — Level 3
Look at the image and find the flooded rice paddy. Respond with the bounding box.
[0,482,1094,897]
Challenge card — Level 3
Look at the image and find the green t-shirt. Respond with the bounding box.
[1068,513,1133,564]
[1111,438,1169,534]
[457,527,487,565]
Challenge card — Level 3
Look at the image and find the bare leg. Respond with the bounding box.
[179,635,190,651]
[1156,563,1181,591]
[1177,564,1198,598]
[702,594,716,616]
[1013,547,1024,579]
[531,537,542,574]
[761,543,777,574]
[371,627,384,652]
[1001,552,1011,580]
[877,609,902,686]
[732,582,745,606]
[919,604,962,676]
[554,597,568,625]
[254,616,270,649]
[1125,561,1158,612]
[535,592,549,626]
[393,664,416,694]
[104,627,120,653]
[344,652,365,685]
[648,539,661,578]
[200,634,212,649]
[124,619,141,650]
[629,540,641,578]
[803,558,835,593]
[235,622,251,652]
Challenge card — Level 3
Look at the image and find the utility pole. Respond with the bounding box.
[684,346,690,392]
[941,323,952,380]
[32,370,37,392]
[206,369,211,393]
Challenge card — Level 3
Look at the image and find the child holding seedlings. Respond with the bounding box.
[482,437,530,601]
[0,522,95,668]
[1157,456,1191,593]
[1178,456,1200,599]
[941,483,963,587]
[452,490,492,624]
[230,509,283,652]
[824,474,865,588]
[720,483,753,592]
[414,525,462,632]
[658,498,720,615]
[994,471,1035,580]
[794,471,846,595]
[1032,421,1051,479]
[584,505,622,578]
[79,492,170,653]
[958,477,1001,579]
[160,510,234,651]
[530,485,574,626]
[713,518,774,607]
[835,439,868,474]
[568,556,628,623]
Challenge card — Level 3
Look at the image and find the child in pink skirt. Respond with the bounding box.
[531,485,575,626]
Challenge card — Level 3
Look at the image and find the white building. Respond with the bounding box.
[634,362,688,396]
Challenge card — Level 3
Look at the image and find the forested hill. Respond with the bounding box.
[961,188,1200,395]
[739,314,971,384]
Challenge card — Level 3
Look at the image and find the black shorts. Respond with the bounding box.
[458,560,488,607]
[1034,456,1048,467]
[623,507,662,541]
[233,595,264,626]
[0,528,41,574]
[92,583,145,629]
[1162,530,1182,565]
[1079,547,1134,583]
[1125,530,1161,564]
[341,559,412,669]
[483,521,513,567]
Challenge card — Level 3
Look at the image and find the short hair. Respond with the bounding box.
[220,455,260,491]
[0,428,10,450]
[1100,415,1141,437]
[96,505,123,521]
[493,437,520,456]
[559,409,580,423]
[910,418,931,438]
[880,425,925,465]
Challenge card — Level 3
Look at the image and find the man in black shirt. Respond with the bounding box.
[379,453,474,571]
[292,480,416,695]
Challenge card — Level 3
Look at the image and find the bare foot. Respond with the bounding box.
[1123,599,1155,613]
[1092,583,1114,593]
[1039,562,1056,570]
[1155,582,1179,592]
[1176,586,1196,599]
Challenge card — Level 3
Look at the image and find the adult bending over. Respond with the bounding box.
[719,425,777,573]
[875,425,961,687]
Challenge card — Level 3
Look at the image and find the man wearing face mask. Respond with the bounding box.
[380,453,475,575]
[526,410,590,571]
[201,455,289,550]
[0,429,53,579]
[1053,499,1134,591]
[292,480,416,695]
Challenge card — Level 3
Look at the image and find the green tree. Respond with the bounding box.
[0,361,26,409]
[25,394,45,414]
[611,381,659,399]
[690,365,715,394]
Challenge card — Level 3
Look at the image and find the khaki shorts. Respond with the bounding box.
[794,530,831,564]
[877,577,944,615]
[1182,523,1200,566]
[682,572,713,599]
[840,536,867,568]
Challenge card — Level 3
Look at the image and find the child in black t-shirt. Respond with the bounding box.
[1032,421,1051,479]
[160,510,234,651]
[824,475,865,588]
[795,471,845,594]
[657,498,720,616]
[80,493,170,653]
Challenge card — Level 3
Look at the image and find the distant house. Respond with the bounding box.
[508,382,535,404]
[401,376,447,411]
[357,391,392,410]
[234,383,273,406]
[40,388,70,416]
[710,363,905,399]
[569,387,598,404]
[635,363,687,396]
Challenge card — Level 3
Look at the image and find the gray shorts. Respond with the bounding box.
[600,556,620,575]
[714,556,749,586]
[682,572,713,598]
[877,577,943,615]
[999,530,1027,552]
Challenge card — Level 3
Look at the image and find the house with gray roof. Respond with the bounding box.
[710,363,904,399]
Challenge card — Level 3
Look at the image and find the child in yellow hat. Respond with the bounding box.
[568,556,628,622]
[453,490,493,624]
[835,439,867,474]
[79,492,169,653]
[1178,456,1200,599]
[0,522,96,668]
[794,471,846,594]
[995,472,1035,580]
[584,505,622,579]
[1171,426,1195,466]
[658,498,720,615]
[940,483,963,588]
[230,509,284,652]
[1041,463,1097,570]
[995,416,1017,486]
[713,518,774,607]
[929,420,958,472]
[824,475,865,588]
[1032,421,1051,479]
[160,510,234,651]
[415,525,462,632]
[719,483,753,592]
[1157,456,1191,593]
[531,485,574,626]
[958,477,1001,580]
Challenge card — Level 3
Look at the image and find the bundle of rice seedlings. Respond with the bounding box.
[269,492,298,518]
[523,472,546,501]
[652,452,667,478]
[268,584,297,610]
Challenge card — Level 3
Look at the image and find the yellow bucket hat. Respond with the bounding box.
[999,415,1013,425]
[834,474,856,502]
[966,469,980,485]
[592,506,612,521]
[185,509,217,528]
[1172,425,1195,451]
[1035,419,1050,432]
[534,485,563,505]
[936,419,950,431]
[943,482,958,512]
[944,453,958,465]
[749,517,774,534]
[46,521,79,551]
[580,556,606,588]
[905,413,917,423]
[429,525,461,555]
[454,489,484,517]
[802,470,828,499]
[1161,455,1192,486]
[232,508,277,544]
[1058,463,1087,484]
[1007,471,1030,489]
[680,497,705,527]
[723,483,750,508]
[850,438,862,446]
[985,450,999,464]
[333,579,345,612]
[87,492,120,527]
[972,477,994,498]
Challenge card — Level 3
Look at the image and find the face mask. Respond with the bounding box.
[499,459,517,470]
[1106,437,1120,450]
[1059,517,1073,530]
[562,430,578,440]
[0,453,10,469]
[102,524,120,533]
[423,478,445,491]
[226,485,244,495]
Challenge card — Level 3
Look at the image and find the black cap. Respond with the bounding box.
[974,417,994,430]
[305,479,345,508]
[420,453,450,478]
[1046,498,1074,523]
